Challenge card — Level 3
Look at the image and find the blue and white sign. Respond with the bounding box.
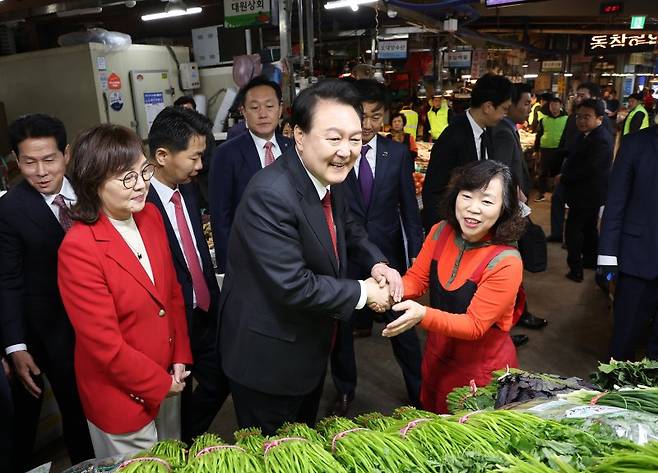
[144,92,166,131]
[378,40,407,60]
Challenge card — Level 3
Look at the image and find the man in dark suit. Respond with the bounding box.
[0,114,93,471]
[599,126,658,361]
[209,76,293,272]
[218,79,400,435]
[147,106,229,443]
[421,74,514,232]
[330,79,423,414]
[560,99,613,283]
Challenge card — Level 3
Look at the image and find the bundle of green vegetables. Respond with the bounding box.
[262,435,346,473]
[116,455,173,472]
[354,412,399,431]
[588,441,658,472]
[187,433,225,458]
[184,444,264,473]
[316,416,431,473]
[591,358,658,389]
[565,387,658,415]
[234,427,266,455]
[147,440,187,469]
[446,382,497,414]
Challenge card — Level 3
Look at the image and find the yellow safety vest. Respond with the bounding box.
[400,109,418,137]
[623,104,650,135]
[427,104,449,140]
[539,115,568,149]
[528,102,541,125]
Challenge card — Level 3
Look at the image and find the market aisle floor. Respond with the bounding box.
[40,195,612,471]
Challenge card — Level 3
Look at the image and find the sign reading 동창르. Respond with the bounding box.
[586,33,657,55]
[224,0,271,28]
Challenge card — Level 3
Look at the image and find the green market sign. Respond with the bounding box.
[224,0,271,28]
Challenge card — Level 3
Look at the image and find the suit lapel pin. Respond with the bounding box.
[382,151,389,159]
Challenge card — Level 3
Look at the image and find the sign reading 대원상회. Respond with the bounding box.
[586,34,658,55]
[224,0,271,28]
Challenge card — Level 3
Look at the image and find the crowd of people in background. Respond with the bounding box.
[1,71,657,470]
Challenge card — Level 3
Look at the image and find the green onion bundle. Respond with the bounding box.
[116,456,173,473]
[188,433,226,459]
[588,441,658,472]
[147,440,187,469]
[566,388,658,415]
[354,412,399,431]
[316,416,430,473]
[235,427,266,455]
[392,406,440,421]
[262,435,346,473]
[184,444,264,473]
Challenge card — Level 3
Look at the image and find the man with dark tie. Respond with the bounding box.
[421,74,513,232]
[209,76,293,273]
[0,114,93,471]
[147,106,229,442]
[330,79,424,415]
[218,79,400,435]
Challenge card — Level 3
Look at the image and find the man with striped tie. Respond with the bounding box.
[0,114,93,471]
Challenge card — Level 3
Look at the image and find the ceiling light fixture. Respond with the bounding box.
[141,0,202,21]
[55,7,102,17]
[324,0,377,10]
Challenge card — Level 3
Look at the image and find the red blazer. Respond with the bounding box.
[58,203,192,434]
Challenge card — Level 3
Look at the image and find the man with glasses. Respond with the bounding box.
[147,107,228,443]
[0,114,93,471]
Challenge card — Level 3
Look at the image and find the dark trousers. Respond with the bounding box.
[565,206,599,274]
[0,365,12,469]
[228,377,325,436]
[331,308,422,407]
[550,182,566,239]
[610,272,658,361]
[538,148,562,194]
[181,308,230,443]
[11,338,93,472]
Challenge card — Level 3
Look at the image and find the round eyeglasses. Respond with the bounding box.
[117,163,156,189]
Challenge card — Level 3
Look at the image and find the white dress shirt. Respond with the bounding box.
[5,177,77,356]
[466,109,488,160]
[249,131,283,168]
[150,176,204,307]
[298,154,368,310]
[353,136,377,179]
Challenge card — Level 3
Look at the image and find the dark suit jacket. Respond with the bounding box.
[599,127,658,280]
[209,131,293,272]
[218,147,385,396]
[491,117,531,196]
[344,135,423,275]
[421,113,481,231]
[561,124,613,209]
[146,183,220,335]
[0,180,75,352]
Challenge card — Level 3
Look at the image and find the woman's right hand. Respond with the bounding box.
[167,375,185,397]
[382,300,426,337]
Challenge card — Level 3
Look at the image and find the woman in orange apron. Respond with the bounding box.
[382,160,526,413]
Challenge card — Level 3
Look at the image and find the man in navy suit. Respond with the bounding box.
[147,106,229,442]
[598,126,658,361]
[0,114,93,471]
[330,79,424,414]
[209,76,293,272]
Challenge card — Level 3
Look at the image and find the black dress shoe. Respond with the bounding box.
[331,393,353,417]
[352,328,372,338]
[517,312,548,329]
[512,334,529,347]
[565,271,584,282]
[546,235,563,243]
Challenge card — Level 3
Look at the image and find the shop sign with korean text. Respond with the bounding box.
[445,50,472,68]
[378,40,407,59]
[224,0,271,28]
[586,33,657,55]
[541,60,563,72]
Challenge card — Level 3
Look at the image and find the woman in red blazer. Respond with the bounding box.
[58,124,192,458]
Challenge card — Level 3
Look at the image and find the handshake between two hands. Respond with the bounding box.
[363,263,427,338]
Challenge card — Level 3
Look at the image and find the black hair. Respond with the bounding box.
[628,93,643,101]
[441,160,526,244]
[540,92,553,102]
[471,74,514,108]
[578,98,605,117]
[391,112,407,126]
[510,83,532,106]
[291,79,363,133]
[353,79,390,110]
[548,96,562,104]
[148,106,212,156]
[240,75,282,103]
[9,113,67,156]
[173,96,197,110]
[577,82,602,99]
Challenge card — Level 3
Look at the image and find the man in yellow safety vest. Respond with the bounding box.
[424,94,452,142]
[622,93,650,138]
[399,100,419,138]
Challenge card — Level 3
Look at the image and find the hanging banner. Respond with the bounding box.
[470,49,488,78]
[224,0,271,28]
[586,34,658,55]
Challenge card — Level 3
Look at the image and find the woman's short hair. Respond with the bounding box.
[391,112,407,126]
[441,160,526,243]
[70,124,145,224]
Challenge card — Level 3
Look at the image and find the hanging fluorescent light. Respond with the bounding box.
[324,0,377,10]
[56,7,102,17]
[142,6,201,20]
